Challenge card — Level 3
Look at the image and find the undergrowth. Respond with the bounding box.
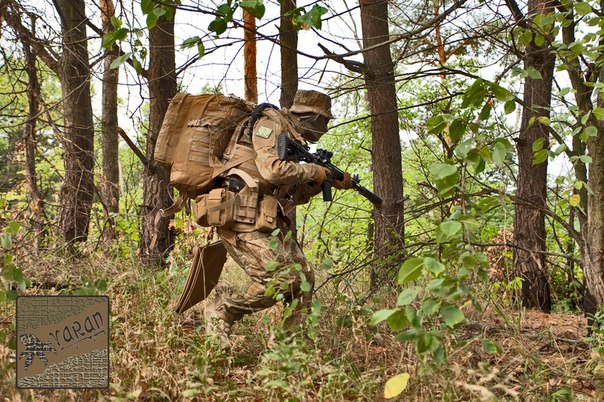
[0,247,602,401]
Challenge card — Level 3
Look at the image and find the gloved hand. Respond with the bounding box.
[333,172,353,189]
[310,165,330,185]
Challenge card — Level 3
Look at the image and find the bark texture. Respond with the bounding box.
[583,65,604,315]
[280,0,299,237]
[55,0,95,248]
[140,15,177,262]
[100,0,120,238]
[244,10,258,104]
[279,0,298,109]
[512,0,555,312]
[359,0,404,289]
[21,18,46,248]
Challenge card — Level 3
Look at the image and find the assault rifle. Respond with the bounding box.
[276,134,383,206]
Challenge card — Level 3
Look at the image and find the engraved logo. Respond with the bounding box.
[16,296,110,389]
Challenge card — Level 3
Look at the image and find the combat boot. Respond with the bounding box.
[204,298,233,351]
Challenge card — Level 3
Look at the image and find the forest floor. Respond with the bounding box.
[0,252,603,401]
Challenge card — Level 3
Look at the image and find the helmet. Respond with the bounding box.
[290,90,335,119]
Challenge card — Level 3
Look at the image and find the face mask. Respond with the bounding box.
[296,114,329,142]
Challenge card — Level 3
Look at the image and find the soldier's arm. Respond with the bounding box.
[292,182,323,205]
[252,117,325,186]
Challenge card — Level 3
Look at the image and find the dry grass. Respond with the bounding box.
[0,250,603,401]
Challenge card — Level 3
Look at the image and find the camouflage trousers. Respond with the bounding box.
[216,228,315,327]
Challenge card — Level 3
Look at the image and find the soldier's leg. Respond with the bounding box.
[219,230,313,321]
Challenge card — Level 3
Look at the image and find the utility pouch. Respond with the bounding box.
[194,188,236,228]
[256,195,279,232]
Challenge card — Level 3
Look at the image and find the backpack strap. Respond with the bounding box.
[249,103,279,135]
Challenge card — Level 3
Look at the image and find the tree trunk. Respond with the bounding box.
[21,18,46,249]
[582,63,604,315]
[279,0,298,109]
[280,0,299,238]
[140,14,177,263]
[244,10,258,104]
[100,0,120,239]
[512,0,555,312]
[359,0,404,289]
[55,0,95,251]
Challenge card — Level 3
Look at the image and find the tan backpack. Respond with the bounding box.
[154,93,255,199]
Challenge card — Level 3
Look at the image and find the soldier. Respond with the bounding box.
[204,90,353,350]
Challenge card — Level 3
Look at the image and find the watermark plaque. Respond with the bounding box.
[16,295,110,389]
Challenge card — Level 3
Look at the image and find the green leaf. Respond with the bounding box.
[146,12,159,30]
[383,373,410,399]
[416,333,438,354]
[532,137,545,152]
[492,141,507,165]
[426,114,453,134]
[320,258,333,270]
[181,36,201,49]
[397,258,424,284]
[434,173,459,197]
[439,221,462,237]
[570,194,581,207]
[462,78,487,109]
[266,261,277,271]
[449,119,466,142]
[387,310,409,331]
[481,338,502,354]
[153,7,166,17]
[454,140,473,159]
[300,280,312,292]
[7,221,20,234]
[1,233,12,250]
[526,67,543,80]
[537,116,550,126]
[429,163,457,180]
[441,305,465,328]
[479,103,492,121]
[423,257,445,275]
[141,0,154,14]
[593,108,604,120]
[504,100,516,114]
[110,52,132,70]
[292,5,328,30]
[197,43,205,58]
[532,149,548,165]
[102,28,129,48]
[583,126,598,140]
[575,2,592,16]
[240,0,266,18]
[420,299,441,315]
[131,56,143,75]
[397,288,419,306]
[110,16,123,30]
[487,82,514,101]
[209,18,228,35]
[433,344,447,365]
[370,309,398,325]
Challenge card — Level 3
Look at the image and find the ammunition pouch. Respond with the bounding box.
[194,188,237,228]
[256,194,279,232]
[194,168,265,231]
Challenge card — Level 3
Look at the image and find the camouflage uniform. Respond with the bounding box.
[206,91,338,349]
